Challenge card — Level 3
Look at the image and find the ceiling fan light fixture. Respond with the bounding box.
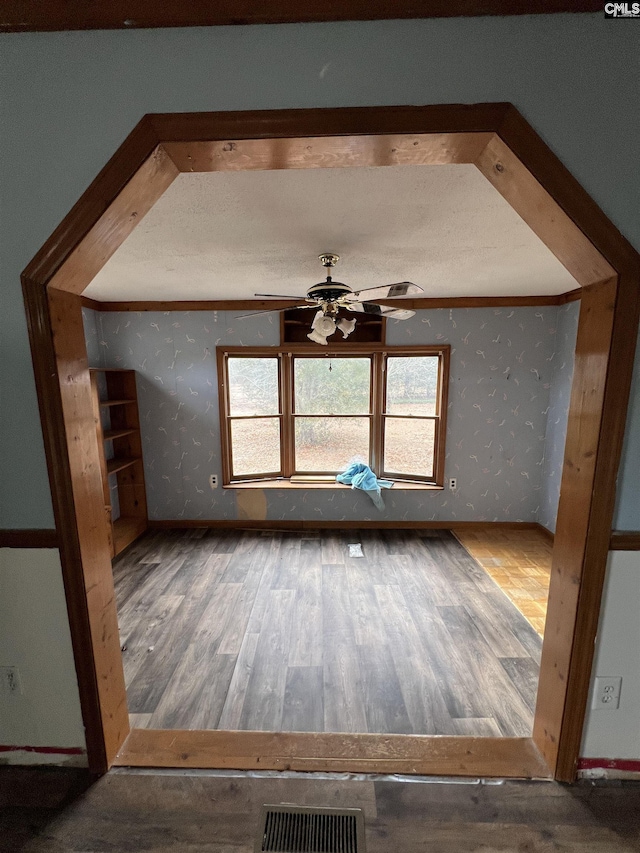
[307,328,331,345]
[307,311,337,345]
[337,317,357,339]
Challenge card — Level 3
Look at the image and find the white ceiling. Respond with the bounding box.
[85,164,578,302]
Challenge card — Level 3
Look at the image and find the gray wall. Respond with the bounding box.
[1,15,638,760]
[85,304,573,524]
[538,301,580,533]
[1,16,638,530]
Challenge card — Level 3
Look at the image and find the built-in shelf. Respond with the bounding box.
[103,428,137,441]
[282,306,385,344]
[99,398,136,407]
[112,516,147,556]
[90,368,147,558]
[106,456,140,475]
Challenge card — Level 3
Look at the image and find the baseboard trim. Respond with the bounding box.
[0,745,85,756]
[148,519,543,531]
[609,530,640,550]
[535,523,555,543]
[0,529,58,548]
[577,757,640,779]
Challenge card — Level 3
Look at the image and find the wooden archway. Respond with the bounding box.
[22,104,640,780]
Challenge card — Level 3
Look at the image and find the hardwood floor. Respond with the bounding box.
[454,527,552,635]
[2,767,640,853]
[113,528,542,736]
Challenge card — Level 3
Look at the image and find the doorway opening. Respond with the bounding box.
[22,104,640,780]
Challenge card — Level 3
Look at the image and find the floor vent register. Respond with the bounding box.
[256,804,366,853]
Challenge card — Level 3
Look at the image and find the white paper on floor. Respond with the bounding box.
[348,543,364,557]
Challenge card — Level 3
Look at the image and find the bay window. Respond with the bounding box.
[217,346,449,486]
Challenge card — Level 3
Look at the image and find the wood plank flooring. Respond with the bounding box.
[113,528,543,736]
[3,767,640,853]
[455,527,552,635]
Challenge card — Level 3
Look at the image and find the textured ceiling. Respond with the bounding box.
[85,164,578,302]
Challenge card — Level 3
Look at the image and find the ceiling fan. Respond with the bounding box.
[238,253,424,344]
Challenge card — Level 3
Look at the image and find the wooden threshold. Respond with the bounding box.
[114,729,551,778]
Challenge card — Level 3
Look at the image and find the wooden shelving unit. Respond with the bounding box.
[90,368,148,558]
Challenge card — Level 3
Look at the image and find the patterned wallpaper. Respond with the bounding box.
[537,301,580,532]
[83,303,577,526]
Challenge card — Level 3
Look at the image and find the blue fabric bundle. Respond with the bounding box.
[336,461,393,511]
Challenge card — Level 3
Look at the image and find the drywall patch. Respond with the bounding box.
[237,488,268,520]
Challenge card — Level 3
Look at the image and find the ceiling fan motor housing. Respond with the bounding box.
[306,280,353,302]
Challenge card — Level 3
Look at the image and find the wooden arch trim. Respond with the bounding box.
[22,104,640,780]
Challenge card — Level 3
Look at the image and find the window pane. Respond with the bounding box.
[228,357,279,416]
[295,417,370,472]
[384,417,435,478]
[294,357,371,415]
[231,417,281,476]
[386,356,438,416]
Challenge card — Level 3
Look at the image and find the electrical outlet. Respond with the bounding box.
[591,676,622,710]
[209,474,218,489]
[0,666,22,696]
[449,478,457,490]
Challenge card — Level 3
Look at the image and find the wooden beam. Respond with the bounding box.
[23,117,161,291]
[21,281,110,774]
[0,1,602,32]
[114,729,551,778]
[47,147,178,296]
[532,277,626,780]
[161,132,494,173]
[552,268,640,781]
[475,136,614,288]
[496,106,639,279]
[149,105,512,144]
[46,287,130,769]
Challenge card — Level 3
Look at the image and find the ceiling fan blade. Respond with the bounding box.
[236,304,311,319]
[347,282,424,301]
[346,302,415,320]
[254,292,309,299]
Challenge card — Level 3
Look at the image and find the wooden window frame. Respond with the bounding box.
[217,344,449,486]
[219,352,284,482]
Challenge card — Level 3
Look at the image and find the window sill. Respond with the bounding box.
[225,479,444,491]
